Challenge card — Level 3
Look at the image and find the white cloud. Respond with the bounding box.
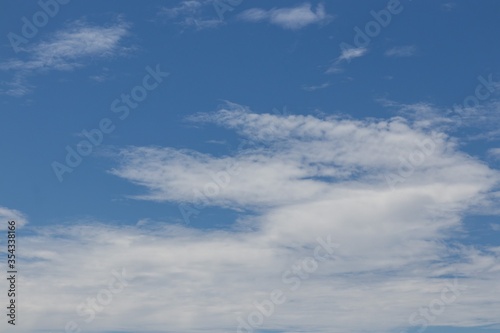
[380,87,500,139]
[159,0,223,30]
[301,82,330,91]
[488,148,500,159]
[239,3,332,30]
[0,73,33,97]
[377,99,452,130]
[89,67,114,83]
[326,47,367,74]
[206,139,227,145]
[0,206,27,230]
[442,2,457,11]
[113,103,498,208]
[0,20,129,96]
[2,104,500,333]
[2,21,129,72]
[338,47,368,62]
[5,220,498,333]
[160,0,204,19]
[89,74,109,82]
[463,100,500,140]
[385,45,417,57]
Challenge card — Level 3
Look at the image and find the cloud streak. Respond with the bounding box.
[326,47,368,73]
[301,82,330,91]
[385,45,417,57]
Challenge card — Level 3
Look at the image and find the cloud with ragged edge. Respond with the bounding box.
[0,19,130,96]
[158,0,223,30]
[385,45,417,58]
[238,3,332,30]
[2,102,500,333]
[379,79,500,140]
[326,47,368,73]
[0,206,27,230]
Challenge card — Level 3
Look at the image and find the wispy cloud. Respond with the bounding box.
[326,47,368,73]
[158,0,223,30]
[0,206,27,230]
[0,20,130,96]
[488,148,500,160]
[238,3,332,30]
[377,99,451,129]
[301,81,330,91]
[337,47,368,62]
[160,0,204,18]
[379,90,500,137]
[1,21,129,72]
[206,139,227,145]
[442,2,456,11]
[0,74,33,97]
[89,67,114,83]
[385,45,417,58]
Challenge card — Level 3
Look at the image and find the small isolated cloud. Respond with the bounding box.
[239,3,332,30]
[0,20,129,96]
[385,45,417,58]
[302,82,330,91]
[89,67,114,83]
[89,74,109,82]
[158,0,223,30]
[338,47,368,62]
[206,139,227,145]
[326,47,367,74]
[442,2,456,11]
[0,206,28,230]
[491,223,500,231]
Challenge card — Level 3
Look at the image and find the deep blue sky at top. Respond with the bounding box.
[0,0,499,230]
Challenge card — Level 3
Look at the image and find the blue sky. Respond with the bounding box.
[1,0,500,332]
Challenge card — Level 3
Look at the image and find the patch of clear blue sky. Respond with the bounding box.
[0,0,499,234]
